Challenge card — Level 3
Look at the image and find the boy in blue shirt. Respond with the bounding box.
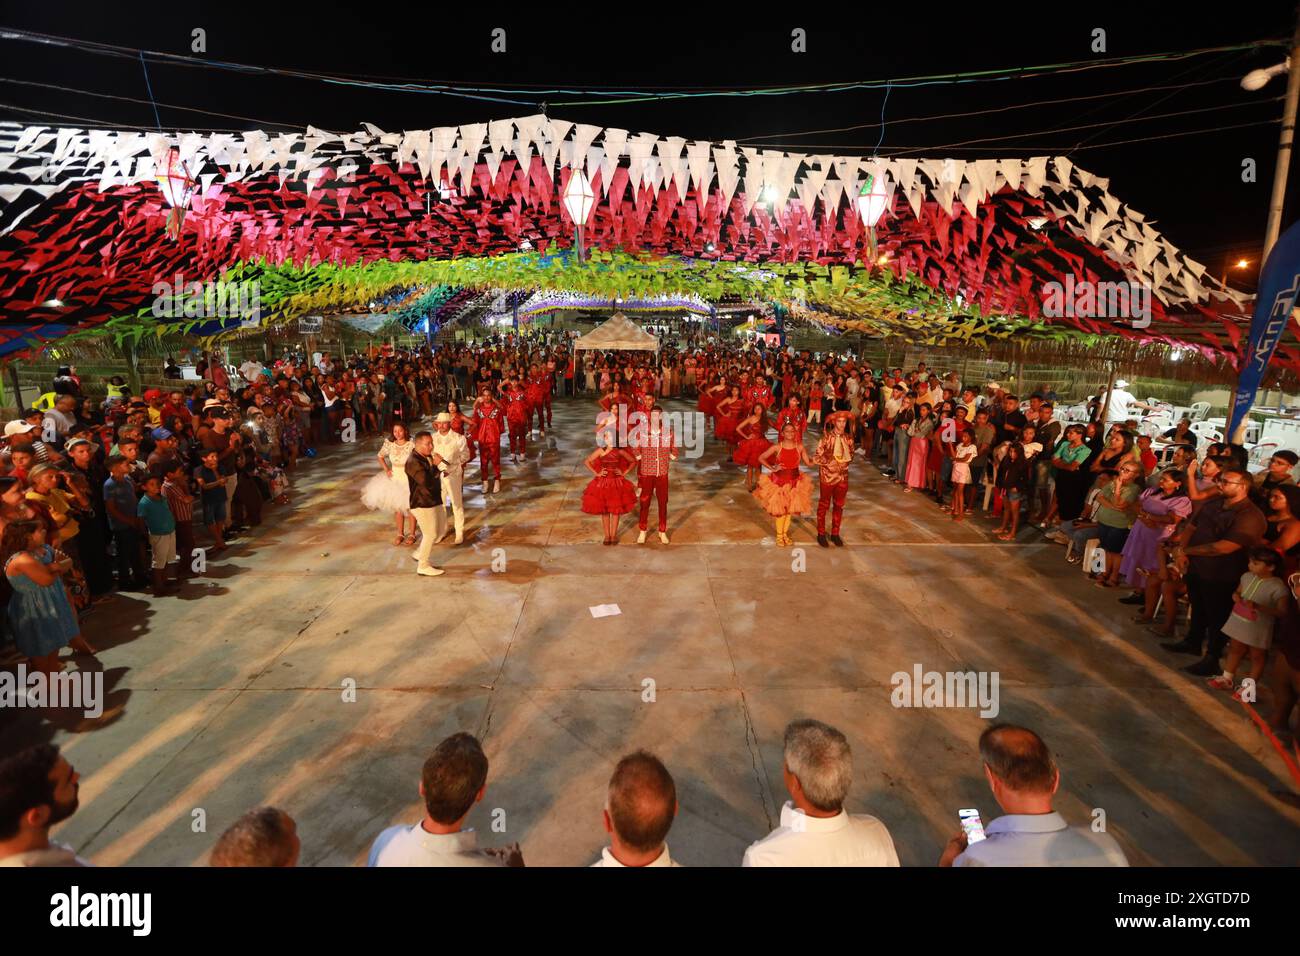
[137,473,177,593]
[103,454,147,590]
[194,449,227,552]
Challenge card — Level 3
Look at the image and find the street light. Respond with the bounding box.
[1221,257,1251,287]
[562,169,595,262]
[1241,20,1300,262]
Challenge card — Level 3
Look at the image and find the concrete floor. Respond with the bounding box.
[3,396,1299,867]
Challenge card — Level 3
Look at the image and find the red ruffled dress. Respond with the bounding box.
[733,417,772,466]
[753,446,814,516]
[714,402,742,444]
[581,451,637,515]
[697,385,717,419]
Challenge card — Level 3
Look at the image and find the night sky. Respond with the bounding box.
[1,3,1295,286]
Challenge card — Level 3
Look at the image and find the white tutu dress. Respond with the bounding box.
[360,438,414,514]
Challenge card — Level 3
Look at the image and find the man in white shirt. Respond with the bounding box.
[368,733,522,867]
[940,724,1129,867]
[1100,379,1154,425]
[743,719,900,867]
[432,412,472,545]
[591,751,682,867]
[0,744,91,867]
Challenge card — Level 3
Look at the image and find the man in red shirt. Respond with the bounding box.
[472,387,505,494]
[503,374,529,463]
[632,405,677,545]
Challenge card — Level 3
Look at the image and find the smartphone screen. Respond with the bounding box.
[959,808,986,844]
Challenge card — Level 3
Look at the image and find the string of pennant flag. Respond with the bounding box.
[0,114,1278,370]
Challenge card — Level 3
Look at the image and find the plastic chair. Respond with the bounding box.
[1249,442,1279,468]
[1188,401,1211,422]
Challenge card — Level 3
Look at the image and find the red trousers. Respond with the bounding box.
[479,443,501,480]
[638,473,669,531]
[508,422,527,456]
[817,479,847,534]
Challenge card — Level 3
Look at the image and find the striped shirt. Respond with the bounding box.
[162,478,195,523]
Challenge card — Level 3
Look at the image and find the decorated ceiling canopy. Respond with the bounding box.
[0,115,1276,368]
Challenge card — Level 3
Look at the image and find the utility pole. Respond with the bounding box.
[1264,4,1300,262]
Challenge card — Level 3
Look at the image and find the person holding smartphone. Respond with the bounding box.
[940,725,1128,867]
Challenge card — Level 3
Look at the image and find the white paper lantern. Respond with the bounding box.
[562,169,595,225]
[855,172,889,228]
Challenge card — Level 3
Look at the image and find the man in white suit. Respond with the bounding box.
[432,412,472,545]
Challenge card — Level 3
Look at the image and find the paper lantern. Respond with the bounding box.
[562,169,595,226]
[855,173,889,228]
[155,147,197,240]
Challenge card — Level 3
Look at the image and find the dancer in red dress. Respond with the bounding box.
[447,399,475,462]
[526,363,549,437]
[697,373,719,432]
[813,411,855,548]
[503,374,529,463]
[582,444,638,545]
[471,386,504,494]
[714,385,743,448]
[733,403,773,491]
[753,423,816,546]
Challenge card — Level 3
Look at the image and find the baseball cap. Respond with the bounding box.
[151,427,174,440]
[65,437,93,451]
[4,420,37,437]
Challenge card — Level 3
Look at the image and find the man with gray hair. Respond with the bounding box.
[591,750,681,867]
[939,724,1128,867]
[743,718,899,866]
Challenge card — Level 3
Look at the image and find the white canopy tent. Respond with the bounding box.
[572,313,660,353]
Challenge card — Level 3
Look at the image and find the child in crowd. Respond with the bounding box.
[161,459,198,579]
[1211,546,1289,699]
[195,449,228,552]
[995,442,1031,541]
[951,429,976,522]
[103,454,147,589]
[136,474,177,593]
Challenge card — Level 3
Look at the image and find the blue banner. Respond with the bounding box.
[1228,218,1300,440]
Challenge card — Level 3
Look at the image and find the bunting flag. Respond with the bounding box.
[0,115,1268,368]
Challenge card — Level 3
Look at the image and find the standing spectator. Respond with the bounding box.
[368,733,520,867]
[591,751,681,867]
[1209,546,1289,698]
[744,718,899,867]
[210,807,300,867]
[1252,450,1298,508]
[0,744,88,867]
[2,520,94,672]
[136,474,177,593]
[939,725,1128,867]
[1163,465,1268,676]
[103,455,147,589]
[59,437,112,598]
[194,449,228,553]
[161,459,197,577]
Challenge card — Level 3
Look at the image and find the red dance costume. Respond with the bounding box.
[697,384,718,420]
[732,415,772,466]
[526,374,550,431]
[504,386,529,456]
[753,446,814,516]
[450,411,475,459]
[472,400,504,480]
[715,400,743,445]
[581,450,637,515]
[776,407,807,443]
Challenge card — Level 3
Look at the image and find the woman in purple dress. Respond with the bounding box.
[1117,470,1191,589]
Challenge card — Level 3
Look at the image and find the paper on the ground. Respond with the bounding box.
[589,604,622,618]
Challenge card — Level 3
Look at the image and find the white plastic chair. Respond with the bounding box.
[1188,401,1211,422]
[1248,442,1279,469]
